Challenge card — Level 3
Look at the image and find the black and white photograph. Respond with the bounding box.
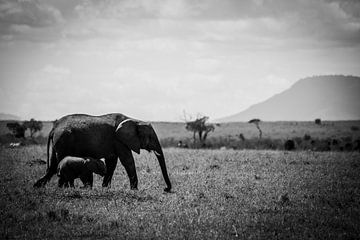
[0,0,360,239]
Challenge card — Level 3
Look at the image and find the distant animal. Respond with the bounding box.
[9,142,21,147]
[57,156,107,188]
[177,141,188,148]
[33,113,172,192]
[284,139,295,151]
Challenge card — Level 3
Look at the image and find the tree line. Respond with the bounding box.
[6,119,43,138]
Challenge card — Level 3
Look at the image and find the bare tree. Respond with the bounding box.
[249,118,262,139]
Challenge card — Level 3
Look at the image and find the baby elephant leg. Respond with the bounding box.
[58,177,65,188]
[69,179,75,188]
[80,172,93,188]
[63,181,70,188]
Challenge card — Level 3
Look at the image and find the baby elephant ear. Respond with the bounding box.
[115,119,141,154]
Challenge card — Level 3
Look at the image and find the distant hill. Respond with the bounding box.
[217,75,360,122]
[0,113,21,121]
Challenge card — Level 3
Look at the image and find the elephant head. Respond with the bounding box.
[86,157,107,177]
[115,119,172,192]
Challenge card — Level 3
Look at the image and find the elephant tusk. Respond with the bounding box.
[153,150,161,156]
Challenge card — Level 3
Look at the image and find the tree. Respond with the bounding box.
[6,122,26,138]
[23,118,43,138]
[248,118,262,139]
[185,116,215,145]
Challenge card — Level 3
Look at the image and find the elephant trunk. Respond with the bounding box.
[153,139,171,192]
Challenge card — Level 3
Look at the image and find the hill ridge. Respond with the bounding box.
[0,113,21,121]
[217,75,360,122]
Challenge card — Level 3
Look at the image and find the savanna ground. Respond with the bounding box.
[1,145,359,239]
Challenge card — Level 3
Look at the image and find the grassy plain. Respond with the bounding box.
[1,145,359,239]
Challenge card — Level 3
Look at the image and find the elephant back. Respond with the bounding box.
[51,114,124,160]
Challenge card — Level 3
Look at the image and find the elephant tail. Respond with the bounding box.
[47,129,54,170]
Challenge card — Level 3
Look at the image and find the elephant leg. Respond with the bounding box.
[102,156,118,187]
[33,148,58,188]
[118,150,138,190]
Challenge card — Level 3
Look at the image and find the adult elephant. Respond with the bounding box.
[33,113,172,192]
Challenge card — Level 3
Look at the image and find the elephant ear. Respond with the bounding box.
[115,119,141,154]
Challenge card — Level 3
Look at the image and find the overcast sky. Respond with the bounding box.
[0,0,359,121]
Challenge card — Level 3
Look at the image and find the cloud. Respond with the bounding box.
[0,0,63,27]
[73,0,198,20]
[0,0,64,42]
[1,0,360,121]
[42,64,70,75]
[326,0,360,18]
[1,0,359,48]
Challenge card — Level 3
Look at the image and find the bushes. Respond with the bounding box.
[161,135,359,152]
[284,140,295,150]
[304,134,311,141]
[350,126,359,131]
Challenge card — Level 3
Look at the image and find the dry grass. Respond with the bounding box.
[1,145,359,239]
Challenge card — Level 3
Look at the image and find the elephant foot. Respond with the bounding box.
[102,177,111,188]
[164,187,171,193]
[130,186,138,190]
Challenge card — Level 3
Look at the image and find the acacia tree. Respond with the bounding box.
[6,122,26,138]
[185,116,215,145]
[249,118,262,139]
[23,118,43,138]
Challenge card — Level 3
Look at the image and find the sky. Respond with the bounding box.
[0,0,360,121]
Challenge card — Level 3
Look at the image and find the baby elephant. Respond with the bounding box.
[57,156,107,188]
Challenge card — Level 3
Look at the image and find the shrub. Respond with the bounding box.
[6,122,26,138]
[344,143,353,151]
[304,134,311,141]
[353,139,360,151]
[284,139,295,151]
[159,135,357,152]
[350,126,359,131]
[315,118,321,125]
